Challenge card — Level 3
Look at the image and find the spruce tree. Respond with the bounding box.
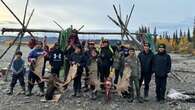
[193,20,195,48]
[187,28,191,42]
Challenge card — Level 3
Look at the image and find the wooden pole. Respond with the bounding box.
[23,0,29,26]
[1,0,34,38]
[0,32,21,59]
[1,28,157,36]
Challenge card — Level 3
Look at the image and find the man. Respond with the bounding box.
[27,41,45,96]
[49,43,64,77]
[152,44,171,102]
[98,39,113,89]
[125,48,143,103]
[138,43,154,100]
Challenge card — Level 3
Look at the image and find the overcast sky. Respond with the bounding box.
[0,0,195,36]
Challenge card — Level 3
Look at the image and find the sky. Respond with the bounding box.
[0,0,195,37]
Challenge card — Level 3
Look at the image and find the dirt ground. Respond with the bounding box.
[1,44,195,110]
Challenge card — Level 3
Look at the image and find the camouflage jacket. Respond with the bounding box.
[124,55,141,78]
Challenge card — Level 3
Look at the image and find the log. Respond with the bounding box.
[173,70,195,74]
[1,28,157,36]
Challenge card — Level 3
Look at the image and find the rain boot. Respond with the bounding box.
[21,86,26,95]
[7,87,13,95]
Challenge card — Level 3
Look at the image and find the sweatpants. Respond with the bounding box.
[10,73,25,88]
[73,68,83,93]
[129,76,140,98]
[28,71,44,93]
[139,72,152,97]
[51,68,60,78]
[155,76,167,101]
[99,65,110,89]
[114,69,123,84]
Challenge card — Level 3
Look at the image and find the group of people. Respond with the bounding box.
[7,35,171,103]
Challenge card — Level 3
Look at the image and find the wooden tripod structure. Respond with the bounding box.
[0,0,36,81]
[0,1,157,81]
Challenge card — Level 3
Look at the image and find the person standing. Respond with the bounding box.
[125,48,143,103]
[7,51,25,95]
[49,43,64,78]
[26,41,45,96]
[138,43,154,100]
[70,44,86,97]
[152,44,171,102]
[98,39,113,89]
[83,41,96,91]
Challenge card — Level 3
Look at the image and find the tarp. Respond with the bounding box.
[59,28,72,79]
[59,28,72,51]
[145,33,156,53]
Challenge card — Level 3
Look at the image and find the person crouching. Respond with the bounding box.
[7,51,25,95]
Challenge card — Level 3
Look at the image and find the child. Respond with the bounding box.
[49,42,64,78]
[7,51,25,95]
[69,44,86,97]
[125,48,143,103]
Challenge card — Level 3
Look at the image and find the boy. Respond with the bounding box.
[49,42,64,77]
[125,48,143,103]
[7,51,25,95]
[69,44,86,97]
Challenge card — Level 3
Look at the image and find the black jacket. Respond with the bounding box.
[69,52,86,68]
[98,46,113,67]
[64,46,75,60]
[49,49,64,69]
[138,50,154,74]
[152,51,171,77]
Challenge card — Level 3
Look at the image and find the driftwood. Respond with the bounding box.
[173,70,195,74]
[169,72,185,82]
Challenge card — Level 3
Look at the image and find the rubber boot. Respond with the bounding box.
[21,86,26,95]
[128,87,134,103]
[7,87,13,95]
[144,90,149,101]
[26,85,33,96]
[26,88,32,96]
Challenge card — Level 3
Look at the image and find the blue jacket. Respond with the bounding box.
[28,48,44,61]
[12,58,25,74]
